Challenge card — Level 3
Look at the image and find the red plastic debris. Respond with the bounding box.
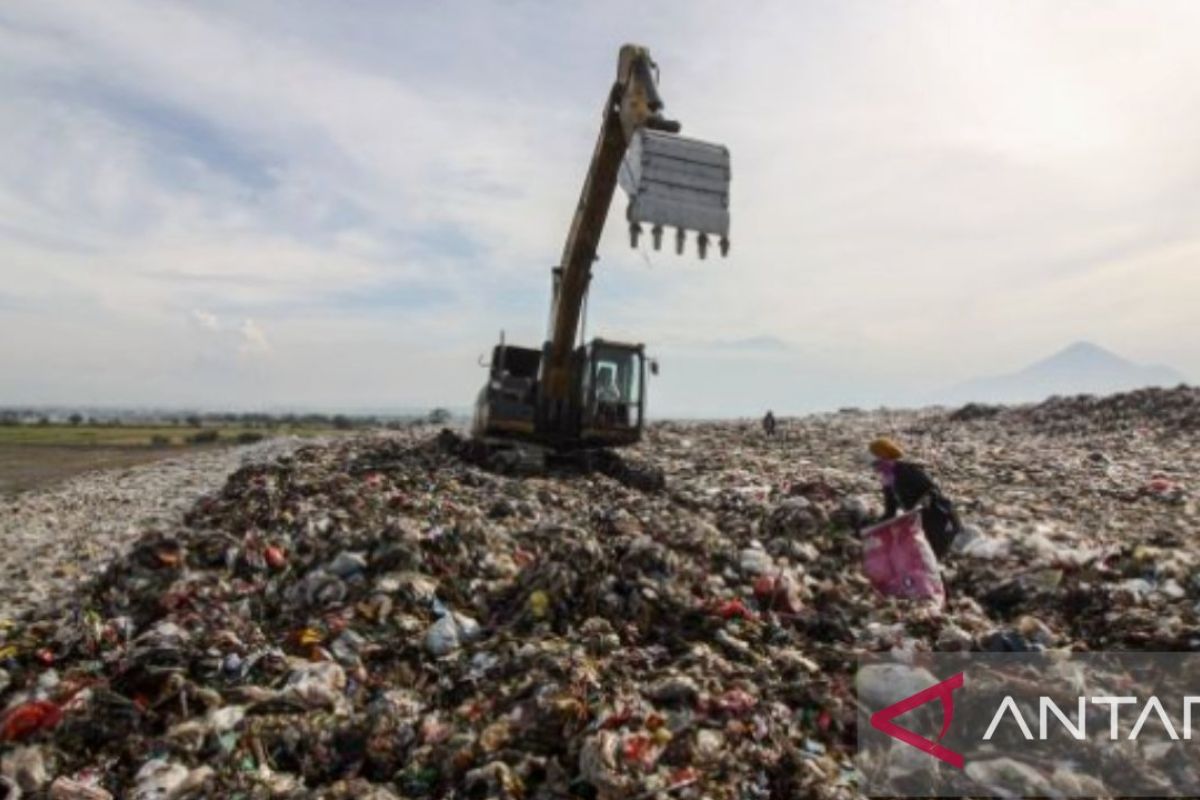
[752,575,804,614]
[622,733,654,767]
[752,575,777,600]
[710,598,758,621]
[265,546,287,569]
[668,767,700,788]
[0,700,62,741]
[600,706,635,730]
[1146,477,1178,495]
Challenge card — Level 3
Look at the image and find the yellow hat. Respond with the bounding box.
[869,438,903,460]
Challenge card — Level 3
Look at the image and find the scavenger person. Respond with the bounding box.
[762,410,777,437]
[869,437,962,558]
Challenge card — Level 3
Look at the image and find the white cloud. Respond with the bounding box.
[237,318,271,358]
[191,310,219,331]
[185,309,272,368]
[0,0,1197,413]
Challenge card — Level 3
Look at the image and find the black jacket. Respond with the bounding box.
[881,460,961,558]
[882,461,935,517]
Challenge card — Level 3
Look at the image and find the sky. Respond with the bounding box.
[2,0,1198,417]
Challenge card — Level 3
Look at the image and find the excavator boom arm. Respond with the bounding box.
[542,45,673,402]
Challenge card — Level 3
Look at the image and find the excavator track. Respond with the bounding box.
[437,429,665,492]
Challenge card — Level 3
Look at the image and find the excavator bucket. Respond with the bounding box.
[620,129,731,258]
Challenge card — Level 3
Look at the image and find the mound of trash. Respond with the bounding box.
[1,403,1198,798]
[949,385,1200,436]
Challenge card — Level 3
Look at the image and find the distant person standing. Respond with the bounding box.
[762,410,777,437]
[869,438,961,559]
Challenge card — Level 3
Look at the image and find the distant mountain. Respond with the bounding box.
[941,341,1187,405]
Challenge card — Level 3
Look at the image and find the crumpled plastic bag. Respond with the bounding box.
[0,700,62,742]
[424,611,480,656]
[282,661,347,711]
[129,758,212,800]
[49,777,115,800]
[861,511,944,605]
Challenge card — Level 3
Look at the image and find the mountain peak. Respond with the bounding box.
[1037,341,1129,371]
[941,342,1186,404]
[1059,340,1110,357]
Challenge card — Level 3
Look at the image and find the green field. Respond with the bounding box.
[0,424,325,447]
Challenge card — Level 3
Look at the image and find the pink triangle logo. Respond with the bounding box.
[869,671,965,768]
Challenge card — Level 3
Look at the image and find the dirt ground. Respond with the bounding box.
[0,444,195,496]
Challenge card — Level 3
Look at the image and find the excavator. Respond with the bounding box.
[465,44,731,475]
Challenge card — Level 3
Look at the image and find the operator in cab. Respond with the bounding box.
[593,366,627,427]
[596,367,622,405]
[868,437,962,559]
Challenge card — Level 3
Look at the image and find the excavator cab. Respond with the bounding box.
[579,339,644,446]
[472,341,541,439]
[471,337,644,449]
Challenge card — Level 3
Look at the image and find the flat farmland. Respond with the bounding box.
[0,424,333,495]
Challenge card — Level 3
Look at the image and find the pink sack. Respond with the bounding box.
[861,510,944,605]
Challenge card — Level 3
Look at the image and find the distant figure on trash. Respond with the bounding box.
[869,437,961,559]
[762,410,777,437]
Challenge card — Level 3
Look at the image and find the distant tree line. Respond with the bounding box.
[0,408,460,429]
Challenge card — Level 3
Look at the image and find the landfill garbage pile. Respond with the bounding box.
[0,436,320,624]
[0,385,1197,798]
[953,384,1200,436]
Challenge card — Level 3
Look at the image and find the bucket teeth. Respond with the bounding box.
[675,227,685,255]
[629,222,642,249]
[651,225,663,251]
[619,129,731,261]
[719,237,730,257]
[697,233,709,260]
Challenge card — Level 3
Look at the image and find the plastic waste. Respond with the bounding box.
[861,511,945,604]
[0,746,48,794]
[0,701,61,742]
[424,611,481,656]
[48,778,114,800]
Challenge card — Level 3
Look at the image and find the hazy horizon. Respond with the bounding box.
[3,337,1193,421]
[3,1,1199,417]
